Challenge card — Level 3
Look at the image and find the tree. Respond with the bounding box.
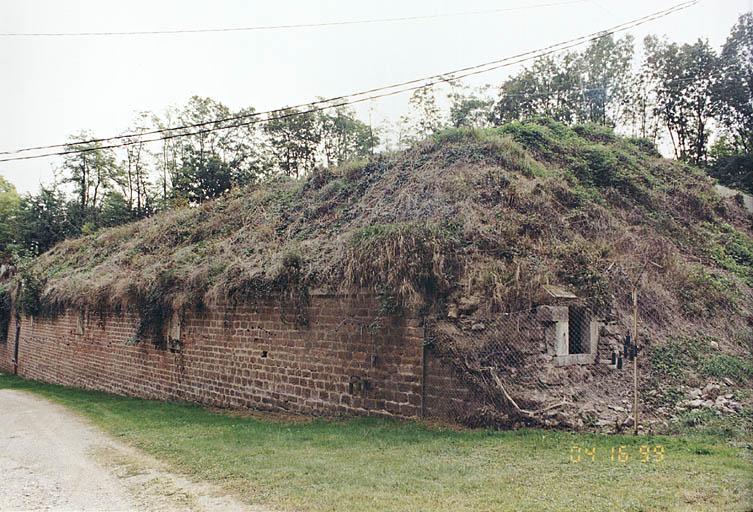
[61,132,120,227]
[448,86,494,128]
[153,107,182,204]
[491,53,583,125]
[173,149,234,203]
[99,191,134,227]
[622,56,662,141]
[118,112,155,218]
[708,136,753,194]
[16,186,70,255]
[264,108,321,177]
[490,35,634,127]
[176,97,266,175]
[147,97,269,204]
[579,35,635,126]
[318,106,376,166]
[400,86,445,143]
[645,37,719,164]
[713,12,753,154]
[0,177,20,263]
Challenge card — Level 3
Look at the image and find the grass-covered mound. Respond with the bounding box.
[11,119,753,428]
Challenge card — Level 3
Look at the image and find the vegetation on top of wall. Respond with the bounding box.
[345,222,461,306]
[9,120,752,351]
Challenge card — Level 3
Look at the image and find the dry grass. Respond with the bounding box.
[13,121,753,395]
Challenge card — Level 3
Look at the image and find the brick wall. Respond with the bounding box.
[0,293,434,419]
[423,348,478,421]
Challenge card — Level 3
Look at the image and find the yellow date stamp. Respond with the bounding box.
[569,445,665,464]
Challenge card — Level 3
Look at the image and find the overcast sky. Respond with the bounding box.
[1,0,751,194]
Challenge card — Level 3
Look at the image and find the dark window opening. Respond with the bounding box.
[568,306,588,355]
[261,350,268,358]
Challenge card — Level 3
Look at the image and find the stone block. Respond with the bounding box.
[536,305,568,323]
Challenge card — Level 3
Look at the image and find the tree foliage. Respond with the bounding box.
[714,12,753,154]
[490,35,634,127]
[644,37,719,164]
[1,13,751,262]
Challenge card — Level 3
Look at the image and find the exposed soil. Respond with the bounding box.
[0,389,261,512]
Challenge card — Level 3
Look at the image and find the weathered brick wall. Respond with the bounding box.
[423,349,478,421]
[1,293,429,419]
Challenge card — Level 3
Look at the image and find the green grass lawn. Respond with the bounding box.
[1,373,751,512]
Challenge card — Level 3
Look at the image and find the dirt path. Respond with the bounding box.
[0,389,259,512]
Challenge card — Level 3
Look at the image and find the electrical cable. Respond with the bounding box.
[0,0,586,37]
[0,0,700,163]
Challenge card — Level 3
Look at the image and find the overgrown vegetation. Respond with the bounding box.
[345,223,461,306]
[3,14,751,269]
[649,335,753,384]
[6,120,751,356]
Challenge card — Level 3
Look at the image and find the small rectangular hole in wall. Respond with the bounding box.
[168,310,181,342]
[76,310,85,336]
[568,306,589,355]
[261,350,268,358]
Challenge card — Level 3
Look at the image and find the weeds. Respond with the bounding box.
[648,335,753,385]
[17,268,47,317]
[700,354,753,381]
[679,266,738,317]
[345,223,460,306]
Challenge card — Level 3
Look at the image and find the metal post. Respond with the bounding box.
[632,288,638,435]
[12,314,20,375]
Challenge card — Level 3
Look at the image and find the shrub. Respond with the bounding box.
[624,137,661,157]
[650,345,687,379]
[17,270,46,317]
[705,223,753,286]
[556,242,612,312]
[129,270,177,349]
[499,121,557,155]
[649,335,710,379]
[700,354,753,381]
[432,127,479,145]
[572,123,616,143]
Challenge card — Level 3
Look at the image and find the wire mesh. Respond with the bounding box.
[421,294,750,433]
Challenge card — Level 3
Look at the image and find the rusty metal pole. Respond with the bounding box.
[632,287,638,435]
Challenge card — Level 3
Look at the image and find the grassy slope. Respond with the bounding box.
[25,120,753,320]
[1,373,750,512]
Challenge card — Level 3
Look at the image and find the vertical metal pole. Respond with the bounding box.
[632,288,638,435]
[12,314,21,375]
[420,322,428,419]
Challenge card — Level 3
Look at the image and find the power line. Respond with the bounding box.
[0,1,586,37]
[0,0,700,163]
[0,0,698,157]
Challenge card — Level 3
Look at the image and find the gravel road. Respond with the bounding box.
[0,389,256,512]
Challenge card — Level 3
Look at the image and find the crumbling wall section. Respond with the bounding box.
[423,347,478,421]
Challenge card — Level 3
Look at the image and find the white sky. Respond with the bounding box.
[1,0,751,194]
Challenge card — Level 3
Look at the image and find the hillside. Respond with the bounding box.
[14,119,753,429]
